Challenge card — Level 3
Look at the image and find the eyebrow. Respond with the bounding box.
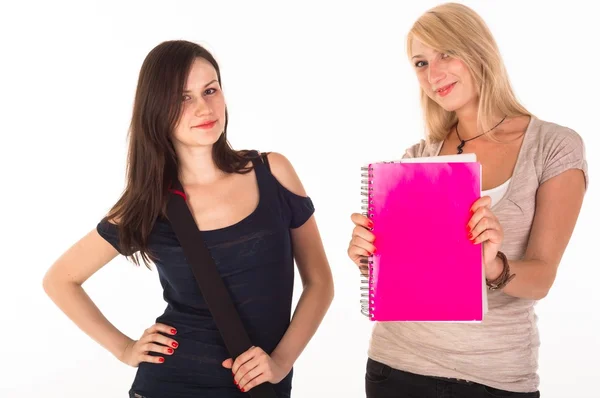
[411,54,423,60]
[183,79,218,92]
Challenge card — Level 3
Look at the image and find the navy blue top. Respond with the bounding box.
[97,153,315,398]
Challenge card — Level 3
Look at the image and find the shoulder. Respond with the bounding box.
[531,118,588,187]
[97,214,121,231]
[95,215,123,253]
[261,151,307,197]
[532,118,587,163]
[534,118,585,150]
[97,215,119,231]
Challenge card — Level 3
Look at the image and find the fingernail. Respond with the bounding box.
[172,342,179,348]
[170,328,177,334]
[241,388,245,392]
[158,357,164,363]
[368,221,373,228]
[466,225,470,231]
[167,348,173,354]
[468,233,473,239]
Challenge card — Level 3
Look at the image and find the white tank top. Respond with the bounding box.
[483,178,511,207]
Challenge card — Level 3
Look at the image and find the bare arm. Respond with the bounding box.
[226,153,335,391]
[42,228,134,359]
[267,152,334,371]
[498,169,586,299]
[43,226,179,365]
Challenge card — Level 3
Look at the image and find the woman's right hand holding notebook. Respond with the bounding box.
[348,213,376,275]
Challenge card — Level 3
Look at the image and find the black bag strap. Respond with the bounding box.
[260,151,271,172]
[166,180,277,398]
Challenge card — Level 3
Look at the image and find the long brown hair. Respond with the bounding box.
[105,40,253,266]
[406,3,531,142]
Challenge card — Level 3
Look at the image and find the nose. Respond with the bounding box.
[427,60,446,85]
[194,97,212,117]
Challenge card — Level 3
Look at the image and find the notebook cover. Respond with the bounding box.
[367,161,483,322]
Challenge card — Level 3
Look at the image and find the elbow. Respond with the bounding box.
[305,273,335,305]
[42,269,78,298]
[531,288,549,301]
[528,271,557,300]
[325,279,335,305]
[510,258,558,300]
[505,281,552,301]
[532,279,555,300]
[42,271,58,298]
[323,270,335,304]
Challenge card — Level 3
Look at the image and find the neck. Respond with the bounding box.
[454,101,480,140]
[175,144,224,186]
[455,102,505,141]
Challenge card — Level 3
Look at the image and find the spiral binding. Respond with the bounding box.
[360,166,375,319]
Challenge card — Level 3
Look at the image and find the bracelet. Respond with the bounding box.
[486,251,516,291]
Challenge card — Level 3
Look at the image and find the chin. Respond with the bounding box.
[439,103,460,112]
[433,98,468,113]
[193,134,222,147]
[174,130,223,149]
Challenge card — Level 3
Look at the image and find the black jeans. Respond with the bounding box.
[365,358,540,398]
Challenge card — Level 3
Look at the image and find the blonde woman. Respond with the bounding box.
[348,3,587,397]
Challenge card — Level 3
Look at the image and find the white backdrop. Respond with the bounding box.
[1,1,598,397]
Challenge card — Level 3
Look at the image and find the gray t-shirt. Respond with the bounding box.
[368,116,589,393]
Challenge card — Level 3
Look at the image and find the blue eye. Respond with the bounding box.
[415,61,427,68]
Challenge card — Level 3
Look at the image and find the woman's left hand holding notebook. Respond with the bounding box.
[466,195,505,280]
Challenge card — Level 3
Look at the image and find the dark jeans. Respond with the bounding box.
[366,358,540,398]
[128,388,290,398]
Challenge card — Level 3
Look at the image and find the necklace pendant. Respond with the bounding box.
[457,140,465,154]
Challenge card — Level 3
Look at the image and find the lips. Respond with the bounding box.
[435,82,456,97]
[193,120,217,129]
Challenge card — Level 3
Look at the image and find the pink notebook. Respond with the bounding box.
[360,154,487,322]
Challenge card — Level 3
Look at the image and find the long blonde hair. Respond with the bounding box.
[407,2,531,142]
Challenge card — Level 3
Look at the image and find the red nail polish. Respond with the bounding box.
[468,233,473,239]
[172,342,178,348]
[241,388,245,392]
[167,348,173,354]
[170,328,177,334]
[158,357,164,363]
